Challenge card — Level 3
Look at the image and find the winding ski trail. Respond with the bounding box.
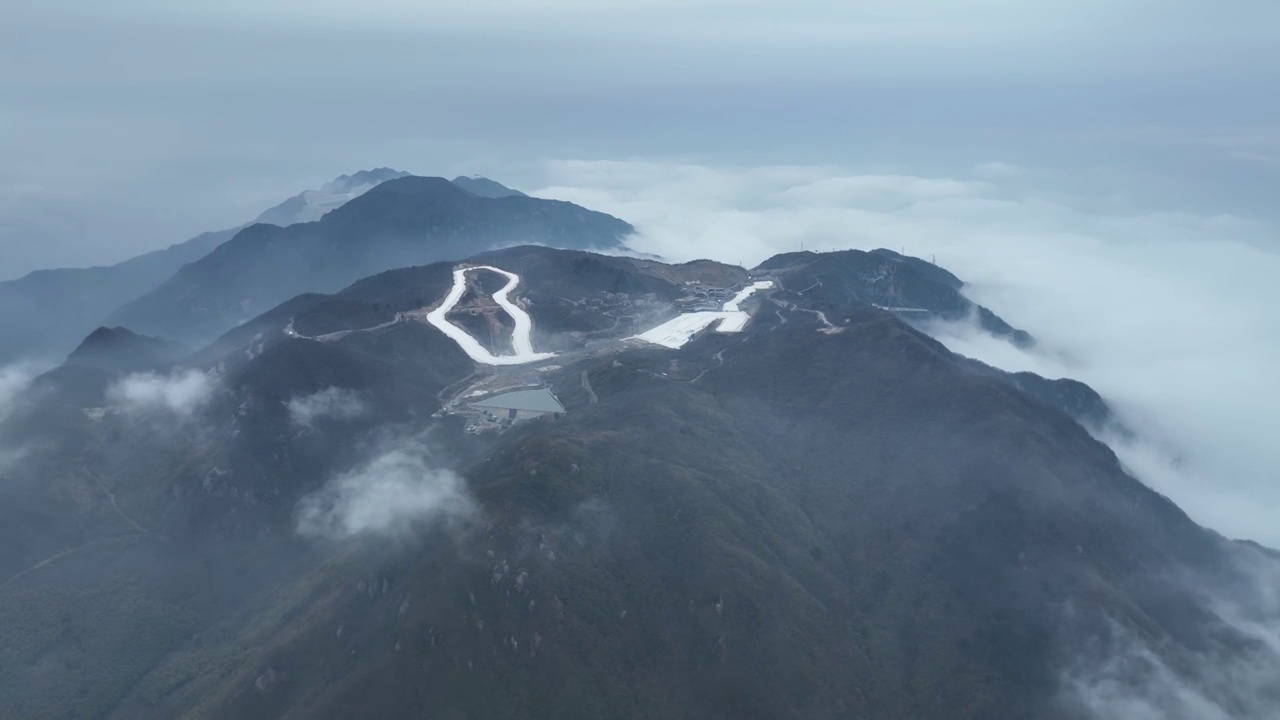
[426,266,556,366]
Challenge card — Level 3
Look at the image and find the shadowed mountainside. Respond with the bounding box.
[0,169,413,365]
[108,178,635,347]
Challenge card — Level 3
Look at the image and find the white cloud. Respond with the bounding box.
[1060,551,1280,719]
[0,364,42,472]
[107,369,216,416]
[296,440,472,540]
[287,387,368,427]
[0,365,36,423]
[532,159,1280,545]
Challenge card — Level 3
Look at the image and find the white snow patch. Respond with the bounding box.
[634,312,737,348]
[722,281,774,312]
[632,280,774,348]
[426,266,556,366]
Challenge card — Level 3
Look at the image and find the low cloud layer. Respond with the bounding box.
[287,387,368,428]
[1060,549,1280,719]
[0,365,35,423]
[532,159,1280,545]
[107,369,216,416]
[0,364,38,470]
[296,439,472,540]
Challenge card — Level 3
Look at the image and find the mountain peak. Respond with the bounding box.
[450,175,528,199]
[64,326,183,373]
[325,167,410,194]
[361,175,471,198]
[254,168,411,227]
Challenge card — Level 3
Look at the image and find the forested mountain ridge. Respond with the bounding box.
[0,243,1273,719]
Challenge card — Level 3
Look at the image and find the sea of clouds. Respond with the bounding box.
[530,159,1280,546]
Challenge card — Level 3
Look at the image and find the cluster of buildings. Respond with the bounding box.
[576,291,660,312]
[673,281,735,312]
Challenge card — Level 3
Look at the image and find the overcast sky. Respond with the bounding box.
[2,0,1279,275]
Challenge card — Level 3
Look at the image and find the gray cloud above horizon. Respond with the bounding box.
[2,0,1279,277]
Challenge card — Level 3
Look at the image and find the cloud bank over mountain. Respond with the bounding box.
[107,369,217,416]
[532,159,1280,545]
[288,387,369,428]
[296,437,473,540]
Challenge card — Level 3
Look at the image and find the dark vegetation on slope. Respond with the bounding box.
[91,305,1258,720]
[955,357,1126,436]
[2,245,1252,719]
[187,246,737,366]
[764,249,1032,346]
[0,314,481,720]
[765,248,1128,431]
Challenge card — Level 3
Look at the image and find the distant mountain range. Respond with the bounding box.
[107,176,633,346]
[0,172,594,363]
[0,226,238,365]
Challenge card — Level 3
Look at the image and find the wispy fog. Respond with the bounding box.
[287,387,368,428]
[0,365,35,424]
[531,160,1280,545]
[295,437,473,540]
[107,369,216,416]
[1060,548,1280,718]
[0,366,36,472]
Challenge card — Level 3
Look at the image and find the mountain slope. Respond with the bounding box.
[108,179,636,346]
[762,248,1032,345]
[758,248,1130,430]
[1,246,1274,719]
[0,170,410,365]
[0,228,235,364]
[106,300,1279,718]
[451,175,528,198]
[254,168,411,226]
[63,327,185,374]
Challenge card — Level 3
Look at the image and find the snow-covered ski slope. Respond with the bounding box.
[426,266,556,366]
[632,280,774,349]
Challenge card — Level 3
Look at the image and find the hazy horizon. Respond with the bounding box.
[4,0,1279,277]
